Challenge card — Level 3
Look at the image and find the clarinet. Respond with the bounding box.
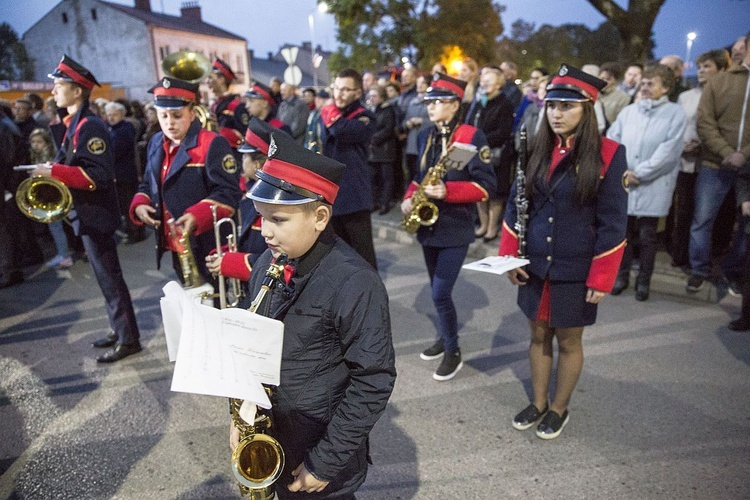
[514,125,529,260]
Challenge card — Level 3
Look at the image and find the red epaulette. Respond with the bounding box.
[268,117,287,130]
[599,137,619,178]
[452,124,477,144]
[344,106,367,119]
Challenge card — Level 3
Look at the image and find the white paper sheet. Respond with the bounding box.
[160,282,283,409]
[461,256,530,276]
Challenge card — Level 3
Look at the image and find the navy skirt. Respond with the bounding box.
[517,272,598,328]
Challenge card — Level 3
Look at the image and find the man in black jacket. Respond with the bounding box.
[235,133,396,498]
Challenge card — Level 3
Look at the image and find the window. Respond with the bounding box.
[62,12,68,23]
[91,8,97,20]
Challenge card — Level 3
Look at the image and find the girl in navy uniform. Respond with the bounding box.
[401,73,497,381]
[499,65,628,439]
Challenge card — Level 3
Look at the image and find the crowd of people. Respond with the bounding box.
[0,31,749,494]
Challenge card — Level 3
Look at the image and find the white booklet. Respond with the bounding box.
[160,281,284,409]
[462,256,530,276]
[441,142,477,171]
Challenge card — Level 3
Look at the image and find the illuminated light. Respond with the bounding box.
[318,2,328,13]
[687,31,697,41]
[440,45,466,77]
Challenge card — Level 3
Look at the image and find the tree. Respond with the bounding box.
[0,23,33,81]
[325,0,503,73]
[583,0,665,63]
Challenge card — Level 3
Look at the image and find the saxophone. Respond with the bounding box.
[514,125,529,259]
[402,125,451,234]
[230,254,288,498]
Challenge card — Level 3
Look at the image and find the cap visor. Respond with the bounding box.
[424,89,460,100]
[545,89,590,102]
[154,98,192,109]
[238,142,260,154]
[247,179,317,205]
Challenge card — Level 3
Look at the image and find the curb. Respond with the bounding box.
[370,212,728,305]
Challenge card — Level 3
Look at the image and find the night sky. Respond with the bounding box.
[2,0,748,76]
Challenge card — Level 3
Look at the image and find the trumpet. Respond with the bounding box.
[230,254,288,498]
[211,205,244,309]
[402,125,451,233]
[167,218,214,304]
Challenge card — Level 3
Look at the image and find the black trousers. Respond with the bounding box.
[669,171,696,267]
[82,231,140,345]
[331,210,377,270]
[619,216,658,283]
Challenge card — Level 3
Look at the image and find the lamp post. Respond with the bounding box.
[685,31,697,85]
[308,2,328,88]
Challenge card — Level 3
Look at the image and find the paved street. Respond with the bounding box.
[1,219,749,499]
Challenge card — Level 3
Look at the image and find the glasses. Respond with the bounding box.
[332,86,359,94]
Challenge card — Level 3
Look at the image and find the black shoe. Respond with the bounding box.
[727,280,743,298]
[635,283,650,301]
[611,273,629,295]
[97,343,142,363]
[536,409,569,440]
[433,350,462,381]
[728,318,750,331]
[482,233,499,243]
[92,331,118,348]
[512,403,549,430]
[0,271,24,289]
[420,340,444,361]
[378,202,394,215]
[686,275,704,293]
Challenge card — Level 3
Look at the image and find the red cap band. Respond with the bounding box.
[432,79,464,100]
[153,87,196,101]
[263,158,339,204]
[244,129,269,154]
[213,62,234,82]
[252,85,275,106]
[58,62,95,90]
[550,75,599,102]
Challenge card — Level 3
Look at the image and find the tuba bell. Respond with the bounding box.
[15,176,73,223]
[161,50,217,131]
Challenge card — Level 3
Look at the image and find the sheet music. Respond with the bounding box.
[462,256,530,276]
[161,281,283,409]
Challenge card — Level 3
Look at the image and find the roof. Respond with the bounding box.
[101,1,245,41]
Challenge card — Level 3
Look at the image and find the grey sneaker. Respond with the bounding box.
[420,340,444,361]
[433,350,462,381]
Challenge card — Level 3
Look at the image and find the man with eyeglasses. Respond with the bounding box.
[319,68,378,269]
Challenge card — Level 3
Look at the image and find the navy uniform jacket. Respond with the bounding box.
[500,137,628,292]
[211,94,249,149]
[51,101,120,235]
[246,229,396,498]
[407,122,496,248]
[319,101,376,216]
[130,119,241,270]
[108,119,138,185]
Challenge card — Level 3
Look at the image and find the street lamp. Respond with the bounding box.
[308,2,328,88]
[685,31,697,83]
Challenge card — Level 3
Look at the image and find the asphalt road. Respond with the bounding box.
[1,222,748,499]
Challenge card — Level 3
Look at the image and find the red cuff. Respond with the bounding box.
[184,200,235,235]
[129,193,152,225]
[220,252,252,281]
[443,181,489,203]
[320,105,342,128]
[586,240,626,292]
[403,182,419,200]
[51,163,95,191]
[498,220,519,256]
[219,127,243,148]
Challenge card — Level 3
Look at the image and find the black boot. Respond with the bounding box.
[611,271,629,296]
[635,274,650,302]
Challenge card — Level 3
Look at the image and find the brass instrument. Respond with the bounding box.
[211,204,244,309]
[167,218,214,305]
[161,50,217,131]
[402,125,451,234]
[15,175,73,223]
[230,254,288,497]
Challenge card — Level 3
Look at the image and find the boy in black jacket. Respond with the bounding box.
[232,133,396,498]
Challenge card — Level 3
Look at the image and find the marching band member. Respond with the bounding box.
[129,77,241,284]
[499,65,628,439]
[205,117,281,285]
[401,73,496,381]
[207,58,250,152]
[242,81,293,135]
[234,132,396,498]
[32,55,141,363]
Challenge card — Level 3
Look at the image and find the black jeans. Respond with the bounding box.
[619,216,658,284]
